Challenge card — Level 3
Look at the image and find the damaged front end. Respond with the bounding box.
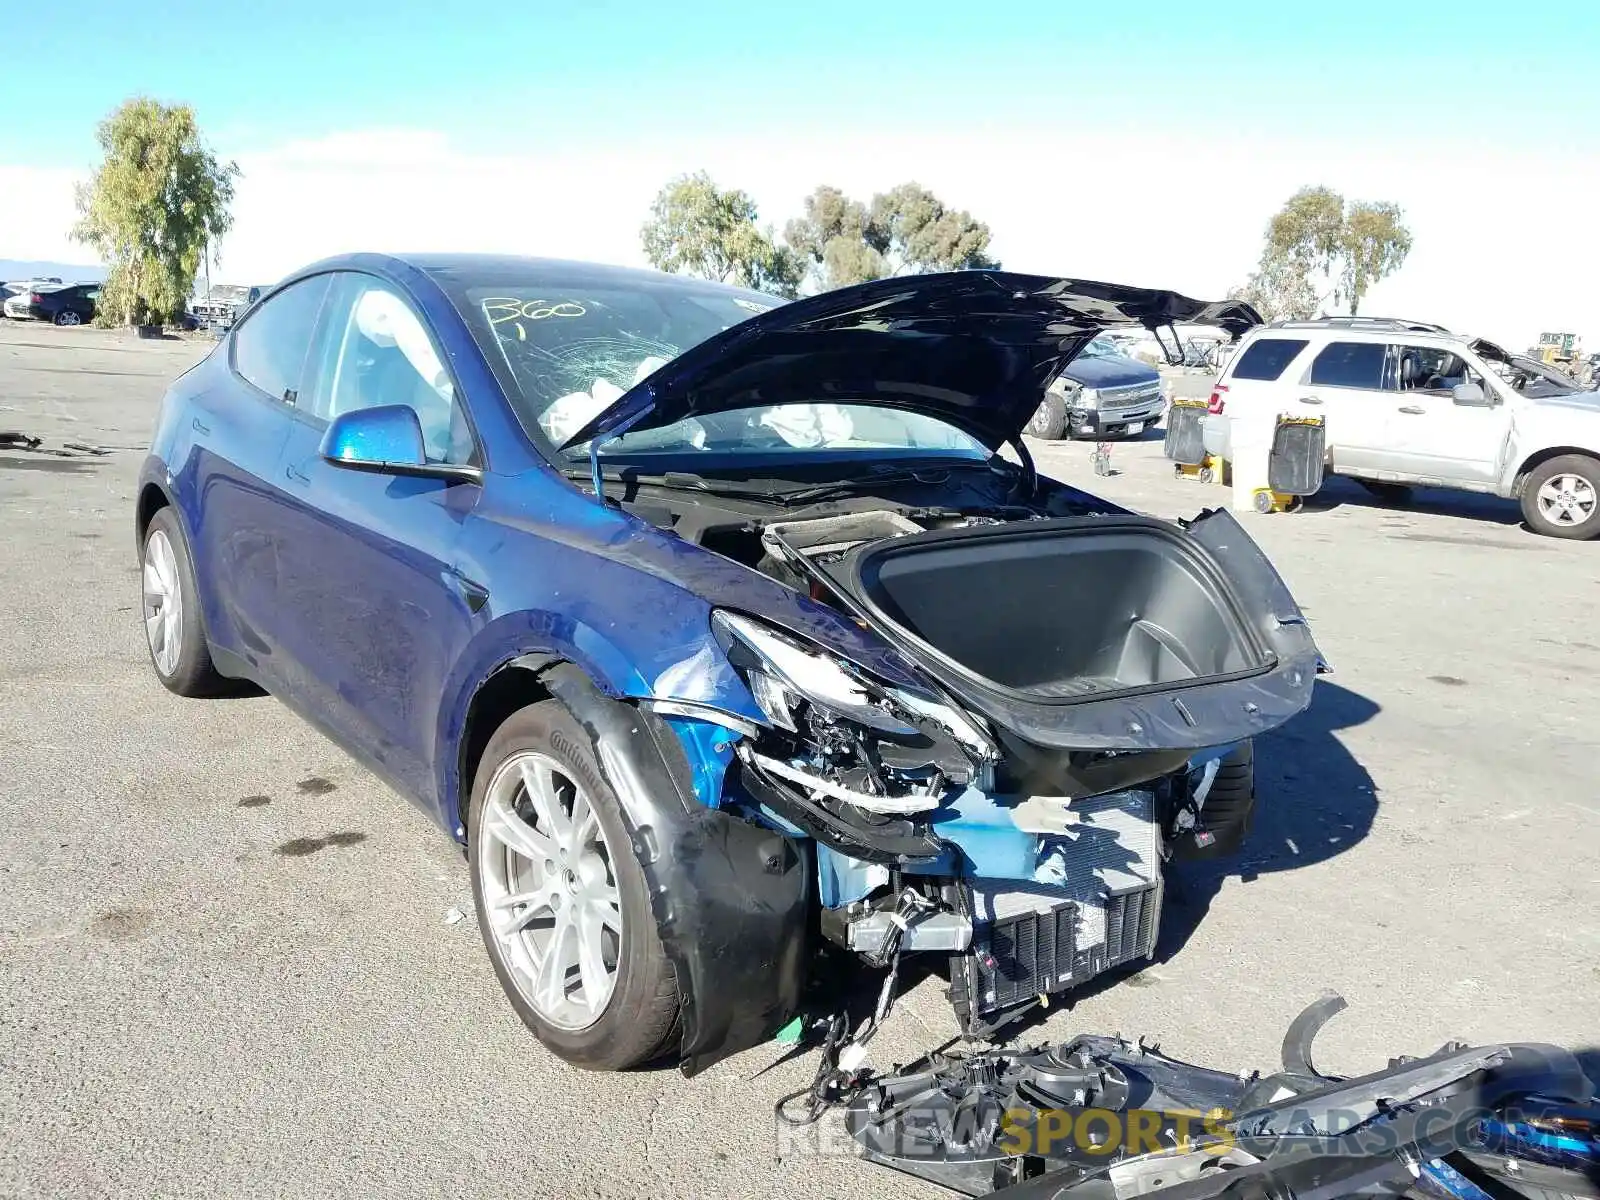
[669,502,1327,1044]
[556,270,1327,1067]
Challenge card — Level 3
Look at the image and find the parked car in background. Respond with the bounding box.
[1024,334,1166,439]
[191,283,265,331]
[136,254,1315,1074]
[2,282,100,325]
[1202,317,1600,539]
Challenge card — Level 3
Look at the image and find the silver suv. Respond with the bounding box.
[1203,317,1600,539]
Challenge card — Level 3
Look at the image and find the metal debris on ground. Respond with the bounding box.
[1,431,111,458]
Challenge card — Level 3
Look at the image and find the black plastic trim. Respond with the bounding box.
[537,664,812,1076]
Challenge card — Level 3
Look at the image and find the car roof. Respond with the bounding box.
[1247,323,1464,347]
[288,251,779,304]
[1266,316,1449,333]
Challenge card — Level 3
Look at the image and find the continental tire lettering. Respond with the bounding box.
[547,728,607,799]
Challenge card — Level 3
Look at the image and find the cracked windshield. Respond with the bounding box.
[468,281,986,459]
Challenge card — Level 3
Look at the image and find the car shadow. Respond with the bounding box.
[965,679,1382,1044]
[1155,678,1381,952]
[1302,476,1525,529]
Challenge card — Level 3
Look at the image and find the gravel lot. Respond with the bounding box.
[3,322,1596,1199]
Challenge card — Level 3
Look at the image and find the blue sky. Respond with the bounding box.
[5,1,1599,344]
[7,0,1595,163]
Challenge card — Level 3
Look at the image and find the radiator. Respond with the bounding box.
[966,788,1164,1015]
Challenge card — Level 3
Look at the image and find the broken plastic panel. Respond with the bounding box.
[840,993,1599,1198]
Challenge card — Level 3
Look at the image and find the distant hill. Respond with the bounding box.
[0,259,105,285]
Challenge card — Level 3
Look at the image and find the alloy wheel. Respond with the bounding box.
[55,311,81,326]
[1536,473,1597,528]
[477,751,623,1030]
[141,529,183,677]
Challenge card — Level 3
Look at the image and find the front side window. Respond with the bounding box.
[231,275,333,404]
[303,274,473,465]
[1307,340,1387,390]
[1395,344,1488,394]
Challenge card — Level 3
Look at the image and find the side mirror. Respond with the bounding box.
[1451,382,1491,407]
[319,405,480,483]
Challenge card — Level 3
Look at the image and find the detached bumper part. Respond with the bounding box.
[844,992,1599,1198]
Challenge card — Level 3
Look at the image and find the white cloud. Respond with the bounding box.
[4,125,1596,350]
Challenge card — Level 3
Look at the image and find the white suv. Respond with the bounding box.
[1203,318,1600,539]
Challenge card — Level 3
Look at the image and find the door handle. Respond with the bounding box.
[1297,396,1323,406]
[285,461,311,484]
[1397,406,1425,415]
[191,417,211,435]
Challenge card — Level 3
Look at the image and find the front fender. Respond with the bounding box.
[538,664,811,1076]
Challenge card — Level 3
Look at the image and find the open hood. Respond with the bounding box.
[558,272,1261,451]
[1470,336,1592,395]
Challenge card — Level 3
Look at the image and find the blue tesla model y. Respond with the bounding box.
[135,255,1323,1073]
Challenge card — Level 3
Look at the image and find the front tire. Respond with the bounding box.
[141,508,227,696]
[1025,393,1067,440]
[1521,455,1600,539]
[54,310,81,326]
[468,701,680,1070]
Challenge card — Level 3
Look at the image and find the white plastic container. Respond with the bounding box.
[1227,413,1276,513]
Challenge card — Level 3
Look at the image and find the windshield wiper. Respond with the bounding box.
[564,458,1019,506]
[773,460,1017,506]
[561,466,789,501]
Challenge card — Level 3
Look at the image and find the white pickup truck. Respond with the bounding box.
[1202,318,1600,539]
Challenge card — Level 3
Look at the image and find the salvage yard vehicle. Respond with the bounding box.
[1203,317,1600,538]
[190,282,264,331]
[1024,333,1166,440]
[2,281,100,325]
[136,256,1326,1074]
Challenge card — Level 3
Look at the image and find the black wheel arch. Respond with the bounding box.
[135,479,176,563]
[1513,446,1600,497]
[458,656,812,1076]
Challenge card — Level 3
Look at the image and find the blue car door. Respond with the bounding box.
[189,273,334,682]
[269,270,483,809]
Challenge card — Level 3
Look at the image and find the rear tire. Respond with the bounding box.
[140,508,228,697]
[1357,480,1412,505]
[1521,454,1600,539]
[468,701,680,1070]
[1025,393,1067,440]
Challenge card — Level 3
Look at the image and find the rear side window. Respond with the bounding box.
[1229,338,1307,381]
[1308,341,1387,390]
[231,275,333,404]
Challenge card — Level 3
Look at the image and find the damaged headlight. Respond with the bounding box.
[712,611,994,814]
